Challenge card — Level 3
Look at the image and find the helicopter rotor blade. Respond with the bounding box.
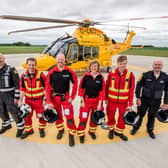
[8,24,75,35]
[0,15,82,25]
[102,16,168,22]
[97,23,147,30]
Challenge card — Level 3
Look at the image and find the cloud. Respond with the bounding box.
[0,0,168,47]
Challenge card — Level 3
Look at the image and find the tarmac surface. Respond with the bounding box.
[1,54,168,168]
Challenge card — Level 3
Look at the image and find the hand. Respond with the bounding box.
[68,97,72,103]
[97,101,102,111]
[14,99,19,105]
[47,103,54,109]
[162,104,168,111]
[105,99,108,105]
[127,106,132,111]
[136,98,141,106]
[43,100,47,106]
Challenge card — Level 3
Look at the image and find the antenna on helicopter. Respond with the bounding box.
[127,23,130,33]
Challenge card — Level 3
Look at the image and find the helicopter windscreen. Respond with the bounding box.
[42,41,69,57]
[42,40,57,54]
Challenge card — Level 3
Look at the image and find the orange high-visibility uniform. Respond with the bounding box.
[20,70,46,132]
[105,68,135,133]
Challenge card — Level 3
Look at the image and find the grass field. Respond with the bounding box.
[122,47,168,57]
[0,46,45,54]
[0,46,168,57]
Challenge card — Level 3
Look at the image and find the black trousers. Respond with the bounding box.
[0,91,22,127]
[134,97,160,132]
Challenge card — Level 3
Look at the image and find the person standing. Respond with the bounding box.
[77,60,105,143]
[130,60,168,139]
[46,52,78,147]
[0,53,24,137]
[105,55,135,141]
[20,57,47,139]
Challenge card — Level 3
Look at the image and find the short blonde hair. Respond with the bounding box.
[88,60,100,72]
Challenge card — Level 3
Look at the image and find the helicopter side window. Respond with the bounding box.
[92,47,99,58]
[83,47,91,60]
[67,44,78,62]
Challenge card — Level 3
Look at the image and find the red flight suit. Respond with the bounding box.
[46,65,78,136]
[20,70,47,133]
[105,68,135,133]
[77,72,105,137]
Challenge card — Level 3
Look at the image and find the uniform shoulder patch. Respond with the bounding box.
[138,74,143,81]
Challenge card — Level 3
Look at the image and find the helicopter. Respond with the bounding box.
[0,15,167,71]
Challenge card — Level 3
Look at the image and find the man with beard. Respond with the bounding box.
[46,52,78,147]
[130,60,168,139]
[0,53,24,137]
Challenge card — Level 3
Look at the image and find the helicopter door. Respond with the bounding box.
[66,43,78,63]
[92,47,99,58]
[83,47,91,60]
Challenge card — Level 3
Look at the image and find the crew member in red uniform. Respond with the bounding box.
[105,55,135,141]
[20,57,47,139]
[46,52,78,147]
[77,60,105,143]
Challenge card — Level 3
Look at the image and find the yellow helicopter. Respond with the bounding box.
[0,15,167,71]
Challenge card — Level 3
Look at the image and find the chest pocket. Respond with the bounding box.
[157,80,165,90]
[145,78,153,88]
[95,79,102,91]
[2,67,10,87]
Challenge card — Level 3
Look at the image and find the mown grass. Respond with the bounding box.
[122,47,168,57]
[0,46,45,54]
[0,46,168,57]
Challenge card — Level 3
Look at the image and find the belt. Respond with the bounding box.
[26,97,42,100]
[52,92,65,97]
[87,95,98,98]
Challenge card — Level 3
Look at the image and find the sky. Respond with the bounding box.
[0,0,168,47]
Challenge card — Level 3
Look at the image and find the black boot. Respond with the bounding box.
[39,129,45,138]
[130,127,138,135]
[0,125,12,134]
[115,132,128,141]
[20,130,34,139]
[89,132,96,140]
[16,129,24,137]
[69,135,75,147]
[108,130,114,139]
[148,131,156,139]
[56,130,64,139]
[80,136,85,144]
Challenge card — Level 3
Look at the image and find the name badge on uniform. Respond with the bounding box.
[146,78,152,82]
[63,75,70,78]
[160,80,164,84]
[96,80,101,83]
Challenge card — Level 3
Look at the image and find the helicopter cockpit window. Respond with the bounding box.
[83,47,91,60]
[42,40,56,54]
[44,41,68,57]
[67,44,78,62]
[92,47,99,58]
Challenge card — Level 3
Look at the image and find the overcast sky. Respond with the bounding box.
[0,0,168,47]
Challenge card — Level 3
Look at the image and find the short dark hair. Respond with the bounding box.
[88,60,100,72]
[117,55,127,63]
[26,57,37,65]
